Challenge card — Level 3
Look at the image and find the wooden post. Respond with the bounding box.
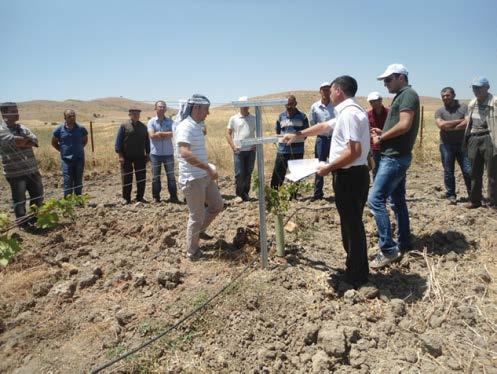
[90,121,96,166]
[419,106,424,147]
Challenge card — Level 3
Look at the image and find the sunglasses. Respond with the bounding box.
[384,75,396,83]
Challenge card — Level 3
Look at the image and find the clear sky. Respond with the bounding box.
[2,0,496,104]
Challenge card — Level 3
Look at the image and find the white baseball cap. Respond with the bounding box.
[367,91,382,102]
[320,81,331,88]
[377,63,409,80]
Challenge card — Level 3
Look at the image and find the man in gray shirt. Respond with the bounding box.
[434,87,471,204]
[0,102,44,226]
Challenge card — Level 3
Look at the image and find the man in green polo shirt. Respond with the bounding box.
[367,63,420,269]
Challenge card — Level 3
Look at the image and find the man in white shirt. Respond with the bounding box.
[175,94,224,261]
[283,76,371,287]
[226,96,256,201]
[309,82,335,200]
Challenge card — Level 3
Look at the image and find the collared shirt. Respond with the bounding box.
[368,106,389,151]
[0,122,40,178]
[175,116,208,184]
[327,98,370,168]
[309,100,335,138]
[115,120,150,158]
[434,100,467,144]
[381,85,420,157]
[147,116,174,156]
[53,123,88,161]
[276,109,309,154]
[227,113,256,151]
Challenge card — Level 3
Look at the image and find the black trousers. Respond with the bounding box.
[332,165,370,283]
[270,152,304,189]
[121,157,146,201]
[467,133,497,206]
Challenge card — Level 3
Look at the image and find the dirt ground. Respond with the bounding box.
[0,160,496,374]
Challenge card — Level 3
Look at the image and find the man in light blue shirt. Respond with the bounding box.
[147,100,179,203]
[309,82,335,200]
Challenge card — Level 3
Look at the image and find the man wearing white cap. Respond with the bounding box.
[367,91,389,178]
[368,63,420,269]
[226,97,256,202]
[462,77,497,209]
[309,82,335,200]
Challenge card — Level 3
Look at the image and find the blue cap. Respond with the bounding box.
[471,77,490,87]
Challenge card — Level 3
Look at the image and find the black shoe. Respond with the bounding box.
[154,198,161,203]
[199,232,214,240]
[310,196,323,202]
[136,198,149,204]
[169,196,181,204]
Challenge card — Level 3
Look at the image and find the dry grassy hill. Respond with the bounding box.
[16,92,444,123]
[17,98,156,123]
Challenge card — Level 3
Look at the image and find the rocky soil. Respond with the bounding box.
[0,160,496,373]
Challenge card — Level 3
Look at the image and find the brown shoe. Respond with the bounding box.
[464,202,481,209]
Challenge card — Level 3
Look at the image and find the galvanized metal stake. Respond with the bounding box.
[231,98,287,268]
[255,106,268,268]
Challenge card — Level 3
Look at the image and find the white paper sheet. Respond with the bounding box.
[285,158,327,182]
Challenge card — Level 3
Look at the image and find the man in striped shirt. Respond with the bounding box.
[175,94,224,261]
[270,95,309,189]
[0,102,44,226]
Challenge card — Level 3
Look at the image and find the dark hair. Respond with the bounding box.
[155,100,166,109]
[331,76,358,97]
[0,102,17,114]
[394,73,409,84]
[440,87,455,95]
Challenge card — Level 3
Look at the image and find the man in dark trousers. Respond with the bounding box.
[270,95,309,189]
[435,87,471,204]
[115,108,150,204]
[282,76,371,287]
[0,102,44,227]
[51,109,88,196]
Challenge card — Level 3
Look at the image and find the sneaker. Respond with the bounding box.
[448,196,457,205]
[369,250,402,269]
[121,198,131,205]
[199,232,214,240]
[136,198,149,204]
[233,196,243,204]
[186,249,204,261]
[153,197,161,203]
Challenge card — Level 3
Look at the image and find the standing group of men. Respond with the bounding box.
[1,66,496,282]
[0,103,88,227]
[114,100,180,205]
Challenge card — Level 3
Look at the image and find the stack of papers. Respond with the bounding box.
[285,158,328,182]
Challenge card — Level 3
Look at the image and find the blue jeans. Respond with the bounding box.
[62,158,84,196]
[440,143,471,198]
[151,154,178,200]
[234,150,256,198]
[314,136,331,198]
[372,150,382,179]
[367,154,412,255]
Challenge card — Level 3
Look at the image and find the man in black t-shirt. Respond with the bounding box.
[434,87,471,204]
